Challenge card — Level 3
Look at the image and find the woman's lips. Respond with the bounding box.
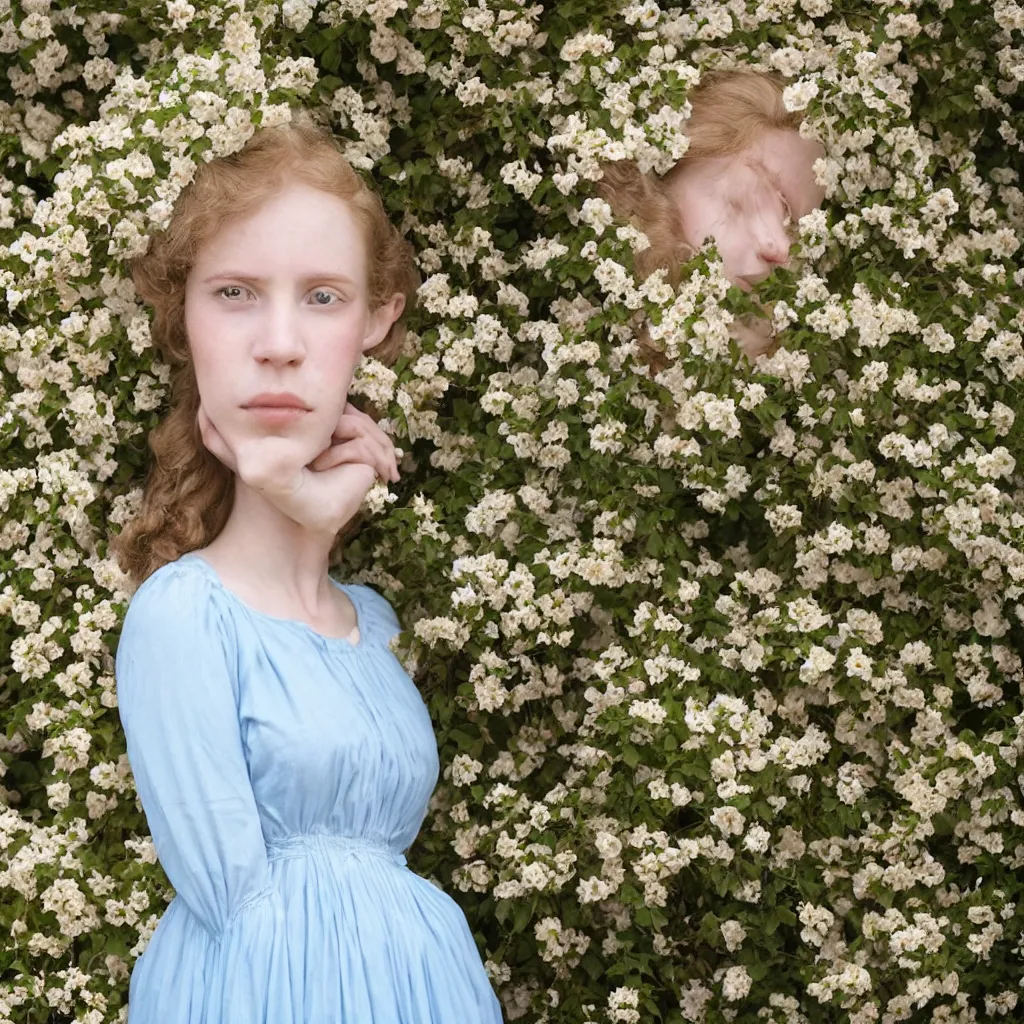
[244,391,309,409]
[242,392,311,424]
[245,406,309,424]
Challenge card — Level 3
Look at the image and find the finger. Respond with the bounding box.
[332,402,373,435]
[309,438,389,477]
[363,426,398,482]
[373,436,396,483]
[331,418,398,481]
[329,417,364,443]
[343,403,375,423]
[362,427,397,481]
[359,417,400,480]
[373,431,400,482]
[309,444,354,472]
[309,448,356,474]
[366,434,397,485]
[329,409,381,444]
[315,445,391,484]
[387,439,399,482]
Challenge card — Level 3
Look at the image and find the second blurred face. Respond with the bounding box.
[669,129,825,291]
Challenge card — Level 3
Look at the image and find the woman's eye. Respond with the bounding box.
[218,285,250,301]
[310,289,340,306]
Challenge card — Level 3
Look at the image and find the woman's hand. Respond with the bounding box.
[197,403,400,536]
[307,406,400,482]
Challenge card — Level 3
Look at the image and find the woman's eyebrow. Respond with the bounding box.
[201,272,357,286]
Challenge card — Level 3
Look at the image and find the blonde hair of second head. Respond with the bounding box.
[115,115,420,585]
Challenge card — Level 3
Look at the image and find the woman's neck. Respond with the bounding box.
[197,481,341,623]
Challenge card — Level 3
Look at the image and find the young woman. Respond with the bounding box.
[114,118,504,1023]
[599,68,826,359]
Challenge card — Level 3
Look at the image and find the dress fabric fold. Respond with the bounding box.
[115,552,504,1024]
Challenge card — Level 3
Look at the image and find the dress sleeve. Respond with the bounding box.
[116,563,274,938]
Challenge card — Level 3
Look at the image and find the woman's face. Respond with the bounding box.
[669,128,825,291]
[184,183,400,454]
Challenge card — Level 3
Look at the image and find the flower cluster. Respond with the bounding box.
[1,0,1023,1021]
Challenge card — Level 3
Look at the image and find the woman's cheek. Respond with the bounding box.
[714,224,745,277]
[187,306,240,405]
[315,317,368,393]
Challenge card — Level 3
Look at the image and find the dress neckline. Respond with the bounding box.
[181,552,365,648]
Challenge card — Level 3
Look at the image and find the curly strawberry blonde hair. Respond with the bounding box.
[114,114,419,585]
[598,68,804,286]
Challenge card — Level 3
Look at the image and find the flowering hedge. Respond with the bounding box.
[2,0,1024,1022]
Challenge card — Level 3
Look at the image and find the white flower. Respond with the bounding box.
[46,781,71,811]
[720,965,752,1001]
[577,875,615,903]
[787,598,831,633]
[886,12,922,37]
[743,825,771,853]
[709,805,745,837]
[680,980,714,1022]
[975,446,1015,479]
[798,902,835,947]
[627,698,667,725]
[455,77,489,106]
[450,754,483,786]
[559,31,615,61]
[417,274,452,314]
[594,832,623,859]
[844,648,874,681]
[500,160,542,199]
[765,504,803,534]
[783,78,819,112]
[579,197,614,235]
[413,616,470,650]
[608,986,641,1024]
[720,919,747,952]
[281,0,314,31]
[19,12,54,41]
[465,490,518,536]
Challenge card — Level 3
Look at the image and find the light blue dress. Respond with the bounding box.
[115,552,504,1023]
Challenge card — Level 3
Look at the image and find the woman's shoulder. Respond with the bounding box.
[115,555,242,713]
[121,553,227,638]
[342,579,403,638]
[129,551,217,600]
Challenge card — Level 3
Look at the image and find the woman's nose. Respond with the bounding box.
[757,221,791,267]
[252,306,305,365]
[761,228,790,266]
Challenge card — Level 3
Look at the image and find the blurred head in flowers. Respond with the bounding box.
[599,69,825,359]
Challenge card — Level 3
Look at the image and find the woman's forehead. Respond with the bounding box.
[753,130,826,211]
[192,185,367,277]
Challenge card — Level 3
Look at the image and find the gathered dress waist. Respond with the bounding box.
[265,833,408,868]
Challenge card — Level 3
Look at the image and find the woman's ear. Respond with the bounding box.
[361,293,407,352]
